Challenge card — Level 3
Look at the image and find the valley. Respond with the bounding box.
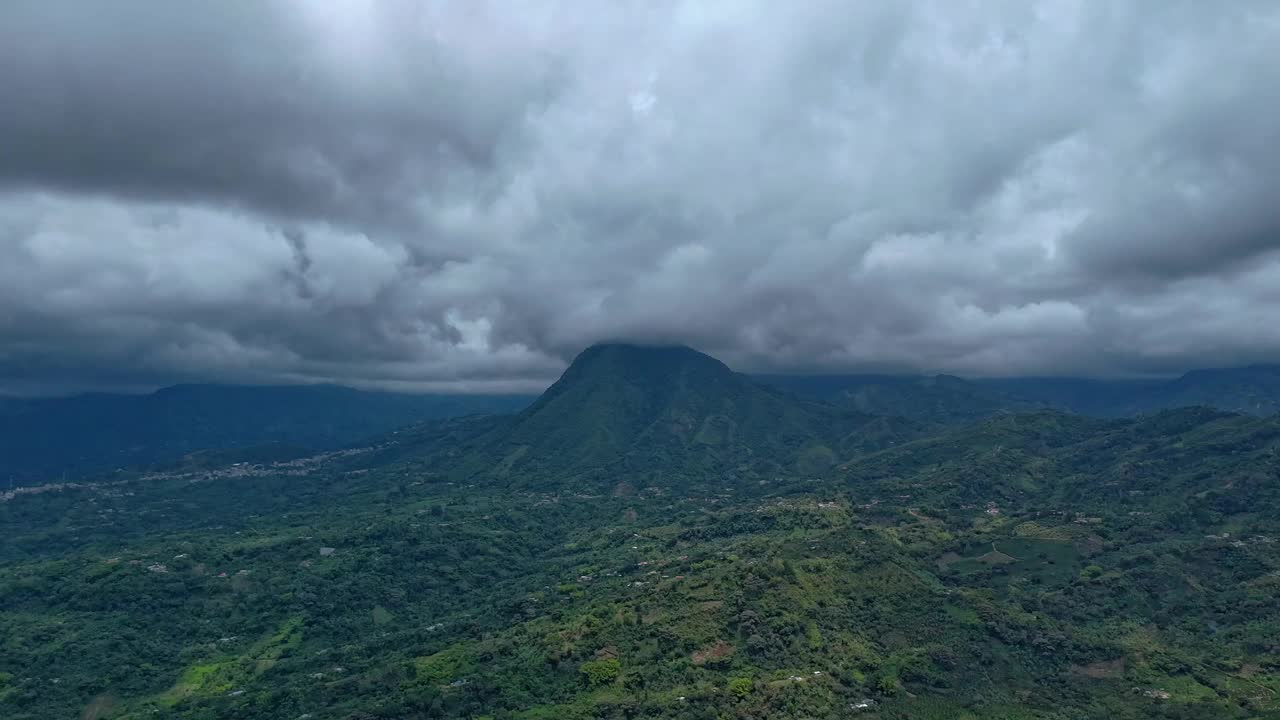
[2,346,1279,719]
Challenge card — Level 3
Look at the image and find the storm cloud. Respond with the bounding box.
[3,0,1280,393]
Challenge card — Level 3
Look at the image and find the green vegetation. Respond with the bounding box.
[2,345,1279,719]
[448,344,929,490]
[579,659,620,687]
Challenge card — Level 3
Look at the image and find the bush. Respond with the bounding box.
[580,658,620,687]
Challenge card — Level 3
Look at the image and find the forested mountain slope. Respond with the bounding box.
[2,346,1279,720]
[441,345,928,490]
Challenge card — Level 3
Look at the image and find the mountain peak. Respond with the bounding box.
[556,343,730,388]
[461,344,923,489]
[570,342,722,366]
[522,343,741,434]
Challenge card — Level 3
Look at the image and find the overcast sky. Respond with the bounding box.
[3,1,1280,395]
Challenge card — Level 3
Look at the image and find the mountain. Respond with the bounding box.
[449,344,927,488]
[10,354,1278,489]
[757,372,1042,423]
[1128,364,1280,415]
[762,364,1280,421]
[4,346,1280,719]
[975,377,1160,416]
[984,366,1280,417]
[0,384,533,486]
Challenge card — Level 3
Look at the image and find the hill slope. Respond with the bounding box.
[453,344,927,488]
[3,397,1280,718]
[4,347,1280,719]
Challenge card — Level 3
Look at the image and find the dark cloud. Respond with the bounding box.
[0,2,558,230]
[2,0,1280,394]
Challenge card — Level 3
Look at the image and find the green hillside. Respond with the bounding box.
[448,345,927,490]
[2,346,1279,720]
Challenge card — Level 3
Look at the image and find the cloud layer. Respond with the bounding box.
[4,0,1280,393]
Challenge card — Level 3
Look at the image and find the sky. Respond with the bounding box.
[3,0,1280,395]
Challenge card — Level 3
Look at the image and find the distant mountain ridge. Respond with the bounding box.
[758,364,1280,421]
[984,364,1280,416]
[755,372,1043,423]
[6,350,1280,488]
[0,384,534,486]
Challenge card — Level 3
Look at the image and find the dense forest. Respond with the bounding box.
[2,345,1279,719]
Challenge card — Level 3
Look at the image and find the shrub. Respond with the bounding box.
[728,677,753,698]
[580,658,620,687]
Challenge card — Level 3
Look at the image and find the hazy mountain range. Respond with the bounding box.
[4,343,1280,719]
[0,385,531,487]
[5,352,1278,487]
